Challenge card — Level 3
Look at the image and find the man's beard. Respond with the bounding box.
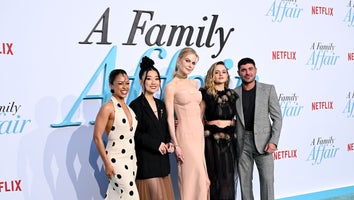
[242,78,254,85]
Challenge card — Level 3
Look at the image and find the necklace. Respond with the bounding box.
[175,73,187,79]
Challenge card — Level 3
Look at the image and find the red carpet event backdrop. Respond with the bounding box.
[1,0,354,199]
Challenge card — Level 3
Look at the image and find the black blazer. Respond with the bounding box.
[129,94,171,179]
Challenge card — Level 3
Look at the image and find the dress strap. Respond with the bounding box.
[110,96,120,112]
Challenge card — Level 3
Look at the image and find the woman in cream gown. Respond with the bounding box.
[164,47,210,200]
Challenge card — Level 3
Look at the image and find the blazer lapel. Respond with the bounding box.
[141,96,164,136]
[254,82,262,122]
[235,87,245,127]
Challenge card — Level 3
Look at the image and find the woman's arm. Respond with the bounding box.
[164,82,184,162]
[164,83,177,146]
[93,103,115,179]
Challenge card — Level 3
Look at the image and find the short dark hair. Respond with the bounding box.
[237,57,256,70]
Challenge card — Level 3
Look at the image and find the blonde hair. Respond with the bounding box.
[204,61,230,97]
[173,47,199,76]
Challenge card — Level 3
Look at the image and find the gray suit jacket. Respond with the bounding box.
[235,81,282,157]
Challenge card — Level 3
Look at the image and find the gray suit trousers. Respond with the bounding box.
[238,131,274,200]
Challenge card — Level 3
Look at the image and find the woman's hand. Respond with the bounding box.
[167,142,175,153]
[159,142,168,155]
[105,164,115,180]
[174,146,185,163]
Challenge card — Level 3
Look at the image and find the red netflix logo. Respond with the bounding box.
[348,52,354,61]
[273,149,297,160]
[311,6,334,16]
[0,43,14,55]
[312,101,333,110]
[272,51,296,60]
[348,143,354,151]
[0,180,22,192]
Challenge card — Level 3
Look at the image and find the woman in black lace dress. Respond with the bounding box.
[200,61,239,200]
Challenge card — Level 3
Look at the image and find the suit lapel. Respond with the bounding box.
[141,95,164,136]
[254,82,262,122]
[235,87,245,127]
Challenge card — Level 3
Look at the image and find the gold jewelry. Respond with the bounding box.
[175,73,187,79]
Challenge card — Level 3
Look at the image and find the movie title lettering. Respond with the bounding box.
[122,10,235,58]
[265,0,303,22]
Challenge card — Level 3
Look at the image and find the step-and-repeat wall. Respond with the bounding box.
[1,0,354,199]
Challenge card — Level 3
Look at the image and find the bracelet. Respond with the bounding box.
[174,144,179,148]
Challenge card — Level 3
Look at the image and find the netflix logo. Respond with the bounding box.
[274,149,298,160]
[0,179,22,192]
[0,43,14,55]
[312,6,334,16]
[272,50,296,60]
[312,101,334,110]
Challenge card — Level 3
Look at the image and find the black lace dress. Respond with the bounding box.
[200,88,238,200]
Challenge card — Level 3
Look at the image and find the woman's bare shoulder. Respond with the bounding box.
[165,79,177,90]
[190,79,198,88]
[100,100,114,113]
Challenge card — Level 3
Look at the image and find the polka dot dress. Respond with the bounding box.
[105,97,139,200]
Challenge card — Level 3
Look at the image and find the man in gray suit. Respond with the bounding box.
[235,57,282,200]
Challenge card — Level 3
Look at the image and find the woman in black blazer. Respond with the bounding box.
[129,56,175,200]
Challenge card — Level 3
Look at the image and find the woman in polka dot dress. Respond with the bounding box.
[93,69,139,200]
